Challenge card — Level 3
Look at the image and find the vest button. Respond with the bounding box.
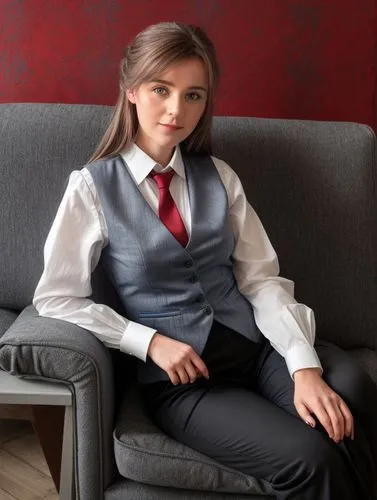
[184,260,193,268]
[203,306,211,315]
[189,274,198,283]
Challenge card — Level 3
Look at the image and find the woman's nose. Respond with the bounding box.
[167,95,183,116]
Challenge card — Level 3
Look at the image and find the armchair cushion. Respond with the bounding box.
[106,478,271,499]
[0,308,18,338]
[114,385,273,496]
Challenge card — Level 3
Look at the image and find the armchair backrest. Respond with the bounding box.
[1,104,376,349]
[212,117,377,350]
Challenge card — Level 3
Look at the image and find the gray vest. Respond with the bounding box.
[87,153,262,383]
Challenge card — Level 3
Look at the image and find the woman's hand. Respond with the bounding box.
[293,368,354,442]
[147,333,209,385]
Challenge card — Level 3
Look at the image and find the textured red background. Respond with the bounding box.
[1,0,376,128]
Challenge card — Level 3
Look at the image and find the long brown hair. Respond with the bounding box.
[89,22,219,162]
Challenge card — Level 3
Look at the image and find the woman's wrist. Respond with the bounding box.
[147,332,162,356]
[293,367,322,382]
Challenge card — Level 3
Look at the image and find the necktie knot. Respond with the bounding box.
[149,170,175,190]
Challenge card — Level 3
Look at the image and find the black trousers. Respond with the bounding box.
[141,321,377,500]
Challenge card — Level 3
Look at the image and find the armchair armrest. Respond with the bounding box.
[0,304,116,500]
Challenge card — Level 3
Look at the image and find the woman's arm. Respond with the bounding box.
[213,157,355,441]
[33,169,156,361]
[212,156,322,378]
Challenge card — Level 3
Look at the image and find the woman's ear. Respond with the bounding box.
[126,89,136,104]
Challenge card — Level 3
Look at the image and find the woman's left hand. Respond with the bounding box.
[293,368,354,443]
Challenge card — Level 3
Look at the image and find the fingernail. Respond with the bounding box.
[306,420,314,428]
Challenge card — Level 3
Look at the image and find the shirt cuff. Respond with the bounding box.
[120,321,157,361]
[285,343,323,379]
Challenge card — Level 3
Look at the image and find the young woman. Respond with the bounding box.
[33,22,377,499]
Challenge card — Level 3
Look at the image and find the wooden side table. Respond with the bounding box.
[0,371,74,500]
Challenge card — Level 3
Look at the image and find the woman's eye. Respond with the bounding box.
[153,87,168,96]
[186,92,201,101]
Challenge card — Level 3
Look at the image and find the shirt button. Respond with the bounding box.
[184,260,193,268]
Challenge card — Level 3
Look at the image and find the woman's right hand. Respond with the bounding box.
[147,333,209,385]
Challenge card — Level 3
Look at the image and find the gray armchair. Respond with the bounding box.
[1,103,377,499]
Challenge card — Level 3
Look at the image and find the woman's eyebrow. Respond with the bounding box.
[151,79,208,92]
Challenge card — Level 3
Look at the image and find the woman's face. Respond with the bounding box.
[127,57,208,166]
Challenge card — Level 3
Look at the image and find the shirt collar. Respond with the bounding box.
[120,143,186,185]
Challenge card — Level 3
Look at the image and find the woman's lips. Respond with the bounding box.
[160,123,183,131]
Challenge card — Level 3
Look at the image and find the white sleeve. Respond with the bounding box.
[212,156,322,378]
[33,169,156,361]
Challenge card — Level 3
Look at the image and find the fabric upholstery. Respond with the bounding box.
[0,309,18,338]
[114,385,273,496]
[105,477,272,499]
[0,104,113,310]
[0,305,117,500]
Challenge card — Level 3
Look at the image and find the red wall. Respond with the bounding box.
[1,0,376,128]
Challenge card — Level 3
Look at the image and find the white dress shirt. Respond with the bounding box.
[33,143,322,377]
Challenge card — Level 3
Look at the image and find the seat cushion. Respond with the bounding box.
[105,476,272,500]
[0,308,18,339]
[114,385,273,496]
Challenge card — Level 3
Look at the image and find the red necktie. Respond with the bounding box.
[149,170,189,247]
